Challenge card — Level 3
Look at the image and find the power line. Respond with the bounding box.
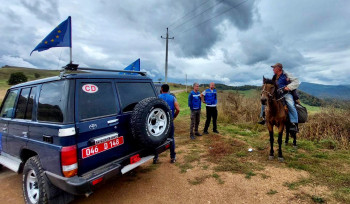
[171,0,225,32]
[168,0,213,28]
[175,0,249,35]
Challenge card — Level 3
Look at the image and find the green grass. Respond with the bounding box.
[267,189,278,195]
[301,102,321,114]
[212,173,225,184]
[237,89,259,98]
[188,175,211,185]
[245,171,256,179]
[173,85,350,203]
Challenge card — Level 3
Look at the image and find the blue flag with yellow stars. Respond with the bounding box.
[30,16,71,55]
[120,58,140,75]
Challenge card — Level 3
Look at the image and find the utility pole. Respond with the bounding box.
[161,28,174,84]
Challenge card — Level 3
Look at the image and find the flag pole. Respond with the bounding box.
[69,16,72,64]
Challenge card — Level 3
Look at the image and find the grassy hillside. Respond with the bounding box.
[299,82,350,100]
[0,66,60,102]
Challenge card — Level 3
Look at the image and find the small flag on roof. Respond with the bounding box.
[120,58,140,75]
[31,16,72,55]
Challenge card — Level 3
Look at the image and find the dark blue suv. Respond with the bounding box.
[0,70,173,204]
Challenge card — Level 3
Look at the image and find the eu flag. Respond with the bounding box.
[124,58,140,71]
[120,58,140,75]
[31,16,71,55]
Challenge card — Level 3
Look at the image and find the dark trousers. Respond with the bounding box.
[190,109,201,136]
[204,106,217,132]
[154,122,176,159]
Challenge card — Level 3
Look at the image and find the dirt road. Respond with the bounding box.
[0,142,333,204]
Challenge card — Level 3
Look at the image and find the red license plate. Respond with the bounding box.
[82,136,124,159]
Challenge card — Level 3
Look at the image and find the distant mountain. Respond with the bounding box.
[299,82,350,100]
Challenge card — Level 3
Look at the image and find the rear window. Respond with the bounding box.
[78,82,117,120]
[0,89,18,118]
[38,81,69,123]
[117,82,156,112]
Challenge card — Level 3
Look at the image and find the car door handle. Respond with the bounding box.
[2,127,7,131]
[107,119,119,124]
[22,132,28,137]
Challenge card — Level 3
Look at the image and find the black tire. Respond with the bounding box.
[130,97,172,148]
[23,156,73,204]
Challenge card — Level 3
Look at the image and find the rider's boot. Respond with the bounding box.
[258,111,266,125]
[289,123,299,133]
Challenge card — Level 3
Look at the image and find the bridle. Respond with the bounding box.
[261,84,274,98]
[261,84,285,101]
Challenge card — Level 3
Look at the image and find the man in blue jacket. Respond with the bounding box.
[201,82,219,134]
[154,84,180,164]
[188,82,202,140]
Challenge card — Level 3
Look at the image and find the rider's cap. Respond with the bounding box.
[271,63,283,69]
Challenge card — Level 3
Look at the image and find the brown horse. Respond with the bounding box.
[261,77,286,161]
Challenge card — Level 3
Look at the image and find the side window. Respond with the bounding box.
[78,82,117,120]
[117,83,156,112]
[0,90,19,118]
[38,81,67,123]
[15,88,31,119]
[25,87,36,120]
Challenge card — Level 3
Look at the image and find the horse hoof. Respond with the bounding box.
[278,157,284,162]
[293,145,298,149]
[284,142,288,146]
[269,156,274,160]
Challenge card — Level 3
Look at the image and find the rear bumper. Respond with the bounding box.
[45,138,172,195]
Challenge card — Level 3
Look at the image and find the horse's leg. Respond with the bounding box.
[285,122,290,145]
[267,123,274,160]
[278,124,284,162]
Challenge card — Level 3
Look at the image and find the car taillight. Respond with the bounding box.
[61,145,78,177]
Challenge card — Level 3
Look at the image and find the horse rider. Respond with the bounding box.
[259,63,300,132]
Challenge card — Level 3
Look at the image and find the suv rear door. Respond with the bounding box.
[75,79,129,174]
[7,87,36,156]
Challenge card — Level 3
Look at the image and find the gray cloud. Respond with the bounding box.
[0,0,350,86]
[20,0,60,24]
[170,0,257,57]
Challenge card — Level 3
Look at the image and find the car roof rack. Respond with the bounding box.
[60,63,147,77]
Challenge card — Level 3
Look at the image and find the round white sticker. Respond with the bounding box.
[82,84,98,93]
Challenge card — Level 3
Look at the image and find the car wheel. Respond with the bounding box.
[130,97,172,148]
[23,156,49,204]
[23,156,74,204]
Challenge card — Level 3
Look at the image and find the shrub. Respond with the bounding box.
[217,91,261,124]
[34,73,41,78]
[299,107,350,149]
[8,72,28,85]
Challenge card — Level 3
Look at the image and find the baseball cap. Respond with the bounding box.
[271,63,283,69]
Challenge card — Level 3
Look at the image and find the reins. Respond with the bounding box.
[262,84,285,101]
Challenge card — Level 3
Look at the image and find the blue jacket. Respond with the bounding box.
[188,90,201,110]
[159,93,175,117]
[204,89,217,105]
[277,73,289,89]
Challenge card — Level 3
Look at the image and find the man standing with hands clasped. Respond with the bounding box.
[201,82,219,134]
[188,82,202,140]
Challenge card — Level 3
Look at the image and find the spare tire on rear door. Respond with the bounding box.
[130,97,172,148]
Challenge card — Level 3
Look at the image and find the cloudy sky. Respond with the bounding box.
[0,0,349,86]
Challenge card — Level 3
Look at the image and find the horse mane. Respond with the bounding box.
[264,78,276,85]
